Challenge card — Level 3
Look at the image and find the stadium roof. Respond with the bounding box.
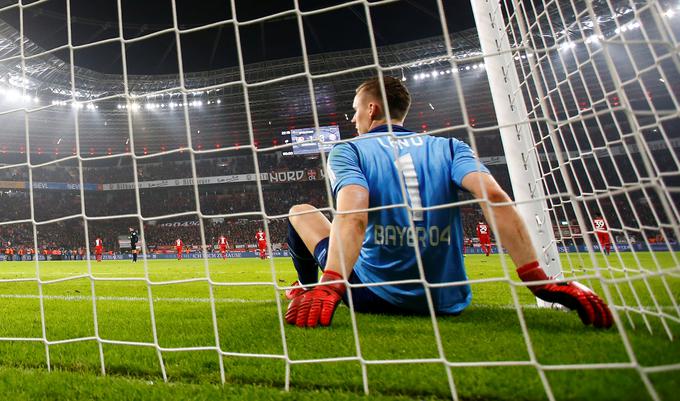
[0,0,675,160]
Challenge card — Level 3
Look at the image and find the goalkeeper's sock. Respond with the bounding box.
[287,221,319,285]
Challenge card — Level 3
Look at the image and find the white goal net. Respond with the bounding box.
[0,0,677,400]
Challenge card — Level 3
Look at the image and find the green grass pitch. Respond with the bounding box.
[0,253,677,400]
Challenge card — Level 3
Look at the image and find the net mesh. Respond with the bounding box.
[0,0,677,399]
[503,0,680,329]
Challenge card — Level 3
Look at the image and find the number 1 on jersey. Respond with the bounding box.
[396,153,424,222]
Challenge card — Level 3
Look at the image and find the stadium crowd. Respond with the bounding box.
[0,150,676,256]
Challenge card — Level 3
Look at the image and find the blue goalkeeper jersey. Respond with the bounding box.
[327,125,489,314]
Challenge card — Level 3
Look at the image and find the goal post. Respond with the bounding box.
[470,0,562,280]
[471,0,680,336]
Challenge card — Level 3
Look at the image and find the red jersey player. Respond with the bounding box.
[218,235,229,260]
[94,237,103,262]
[593,215,611,256]
[175,238,184,260]
[476,221,491,257]
[256,229,267,260]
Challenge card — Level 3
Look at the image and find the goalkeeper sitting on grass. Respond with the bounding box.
[285,76,612,329]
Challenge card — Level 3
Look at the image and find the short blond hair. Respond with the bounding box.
[356,76,411,121]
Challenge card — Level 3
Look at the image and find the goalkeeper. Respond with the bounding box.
[285,76,612,329]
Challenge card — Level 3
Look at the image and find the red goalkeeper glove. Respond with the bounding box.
[517,261,613,329]
[285,270,346,328]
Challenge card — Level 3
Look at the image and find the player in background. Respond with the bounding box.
[476,221,492,257]
[593,214,611,256]
[284,76,612,329]
[94,236,104,262]
[129,228,139,263]
[218,235,229,260]
[175,238,184,261]
[463,237,473,256]
[256,229,267,260]
[4,242,14,261]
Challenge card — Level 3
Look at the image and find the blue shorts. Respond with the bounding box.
[313,238,405,315]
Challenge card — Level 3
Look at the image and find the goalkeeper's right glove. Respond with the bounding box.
[285,270,345,328]
[517,261,613,329]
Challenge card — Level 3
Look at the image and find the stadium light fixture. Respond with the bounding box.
[585,35,601,44]
[615,21,641,34]
[216,99,221,104]
[560,41,576,51]
[5,89,20,101]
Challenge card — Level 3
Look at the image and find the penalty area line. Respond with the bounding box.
[0,294,274,304]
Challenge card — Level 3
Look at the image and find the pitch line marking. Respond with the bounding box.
[0,294,675,312]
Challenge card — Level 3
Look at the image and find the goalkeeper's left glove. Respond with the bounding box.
[285,270,346,328]
[517,261,613,329]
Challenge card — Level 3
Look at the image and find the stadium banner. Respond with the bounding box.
[3,243,678,262]
[102,173,268,191]
[557,243,680,253]
[5,168,328,193]
[554,225,583,237]
[102,170,326,190]
[0,181,26,189]
[478,156,506,166]
[96,250,291,260]
[1,251,291,261]
[268,168,324,183]
[0,181,101,191]
[157,221,200,227]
